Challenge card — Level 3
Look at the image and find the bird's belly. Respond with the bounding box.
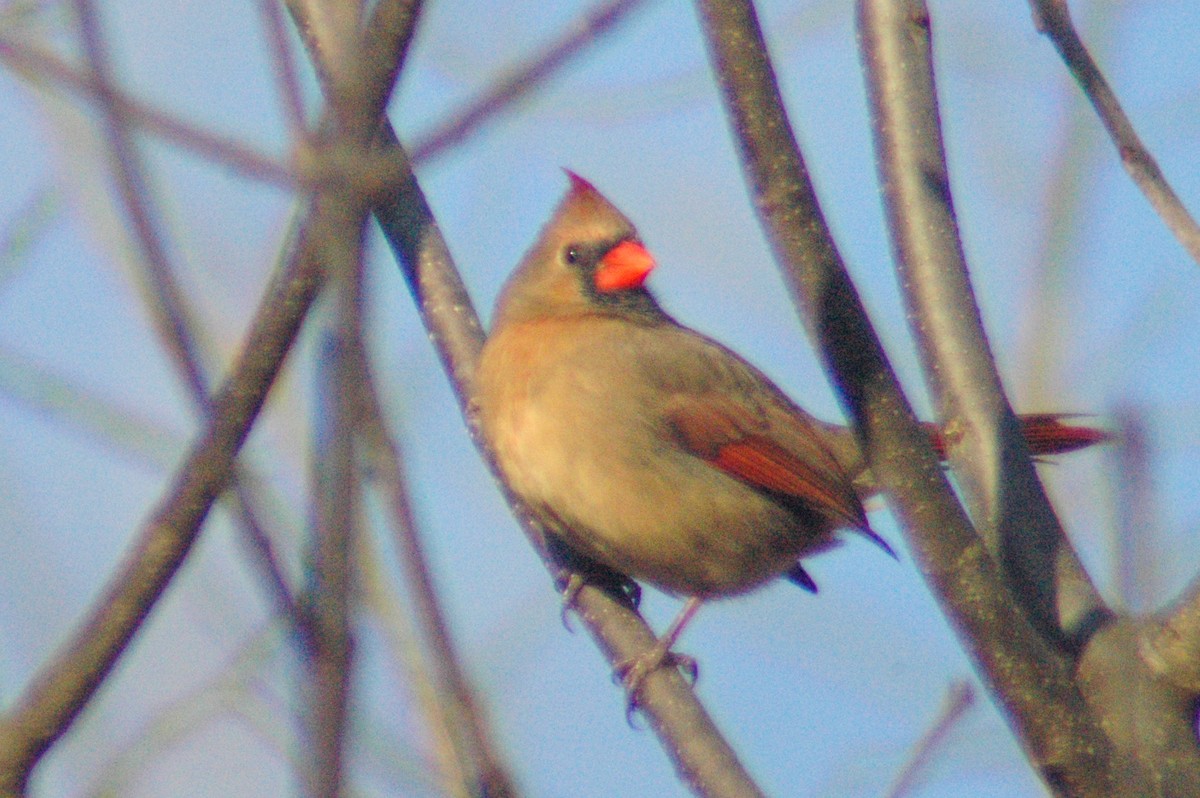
[496,399,828,598]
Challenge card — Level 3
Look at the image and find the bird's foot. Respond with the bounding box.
[614,640,698,720]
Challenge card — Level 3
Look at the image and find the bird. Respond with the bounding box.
[475,171,1108,702]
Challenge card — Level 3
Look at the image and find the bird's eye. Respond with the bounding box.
[563,246,579,265]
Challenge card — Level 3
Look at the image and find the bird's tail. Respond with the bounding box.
[924,414,1112,460]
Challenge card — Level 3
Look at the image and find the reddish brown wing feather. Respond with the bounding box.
[666,396,870,533]
[709,437,870,532]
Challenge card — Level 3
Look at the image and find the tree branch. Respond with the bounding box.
[854,0,1108,649]
[304,210,365,798]
[692,0,1116,794]
[0,0,416,791]
[409,0,650,166]
[70,0,310,649]
[358,352,520,798]
[0,37,298,187]
[1027,0,1200,267]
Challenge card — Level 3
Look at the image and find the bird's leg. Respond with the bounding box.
[616,596,703,711]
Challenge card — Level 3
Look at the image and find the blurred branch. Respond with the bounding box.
[257,0,309,137]
[409,0,650,166]
[1027,0,1200,267]
[1110,407,1160,612]
[0,37,299,187]
[885,681,974,798]
[855,0,1107,649]
[358,350,519,798]
[0,346,181,469]
[304,221,365,798]
[0,183,61,290]
[0,0,414,792]
[70,0,308,647]
[692,0,1115,794]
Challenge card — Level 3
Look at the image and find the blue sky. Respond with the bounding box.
[1,1,1199,795]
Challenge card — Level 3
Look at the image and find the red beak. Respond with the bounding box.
[594,240,656,292]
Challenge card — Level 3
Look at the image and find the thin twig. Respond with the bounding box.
[1027,0,1200,267]
[692,0,1115,794]
[854,0,1107,649]
[885,681,975,798]
[258,0,310,137]
[409,0,649,165]
[358,354,519,798]
[70,0,308,646]
[0,0,413,788]
[0,37,299,187]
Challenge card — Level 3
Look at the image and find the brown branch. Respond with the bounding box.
[0,1,417,792]
[854,0,1108,649]
[0,195,325,797]
[692,0,1115,794]
[409,0,649,165]
[1143,583,1200,696]
[1027,0,1200,267]
[304,220,366,798]
[69,0,309,649]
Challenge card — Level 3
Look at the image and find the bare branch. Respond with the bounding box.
[855,0,1108,648]
[409,0,649,165]
[69,0,308,645]
[692,0,1115,794]
[0,37,298,187]
[886,681,975,798]
[358,355,519,798]
[1027,0,1200,267]
[303,214,365,798]
[1143,585,1200,696]
[0,0,415,789]
[372,120,765,798]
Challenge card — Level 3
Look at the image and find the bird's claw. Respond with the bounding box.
[614,645,699,721]
[558,572,586,631]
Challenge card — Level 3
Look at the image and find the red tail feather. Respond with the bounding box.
[925,414,1110,460]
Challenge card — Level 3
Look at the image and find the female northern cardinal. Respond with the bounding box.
[476,171,1106,698]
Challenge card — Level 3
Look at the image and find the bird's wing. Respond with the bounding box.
[664,393,871,535]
